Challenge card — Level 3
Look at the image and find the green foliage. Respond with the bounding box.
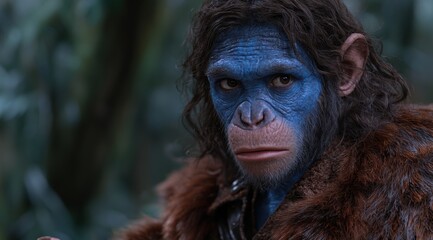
[0,0,432,239]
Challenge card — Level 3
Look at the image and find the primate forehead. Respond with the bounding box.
[207,23,312,79]
[210,23,292,61]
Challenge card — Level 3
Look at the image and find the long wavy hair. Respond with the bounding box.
[181,0,409,161]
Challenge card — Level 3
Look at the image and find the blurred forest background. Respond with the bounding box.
[0,0,432,239]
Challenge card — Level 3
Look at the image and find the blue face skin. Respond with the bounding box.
[206,24,323,230]
[207,24,321,131]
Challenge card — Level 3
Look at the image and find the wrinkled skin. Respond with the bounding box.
[206,23,323,228]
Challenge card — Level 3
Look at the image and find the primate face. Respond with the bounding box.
[206,24,323,185]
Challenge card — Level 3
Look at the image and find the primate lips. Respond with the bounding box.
[228,121,297,163]
[235,148,290,162]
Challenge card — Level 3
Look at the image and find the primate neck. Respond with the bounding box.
[254,169,305,230]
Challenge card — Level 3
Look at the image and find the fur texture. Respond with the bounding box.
[116,105,433,239]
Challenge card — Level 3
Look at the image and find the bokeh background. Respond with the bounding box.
[0,0,432,239]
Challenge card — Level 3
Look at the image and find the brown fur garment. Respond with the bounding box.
[116,105,433,239]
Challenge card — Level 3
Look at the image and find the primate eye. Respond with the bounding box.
[270,75,293,88]
[220,79,240,90]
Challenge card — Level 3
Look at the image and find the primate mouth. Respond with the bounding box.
[235,148,290,162]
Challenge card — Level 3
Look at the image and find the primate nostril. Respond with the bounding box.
[240,116,250,126]
[239,110,251,127]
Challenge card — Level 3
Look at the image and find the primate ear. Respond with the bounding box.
[339,33,369,96]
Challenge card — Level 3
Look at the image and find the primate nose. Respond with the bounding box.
[233,100,276,129]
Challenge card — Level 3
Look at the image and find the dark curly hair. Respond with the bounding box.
[182,0,409,160]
